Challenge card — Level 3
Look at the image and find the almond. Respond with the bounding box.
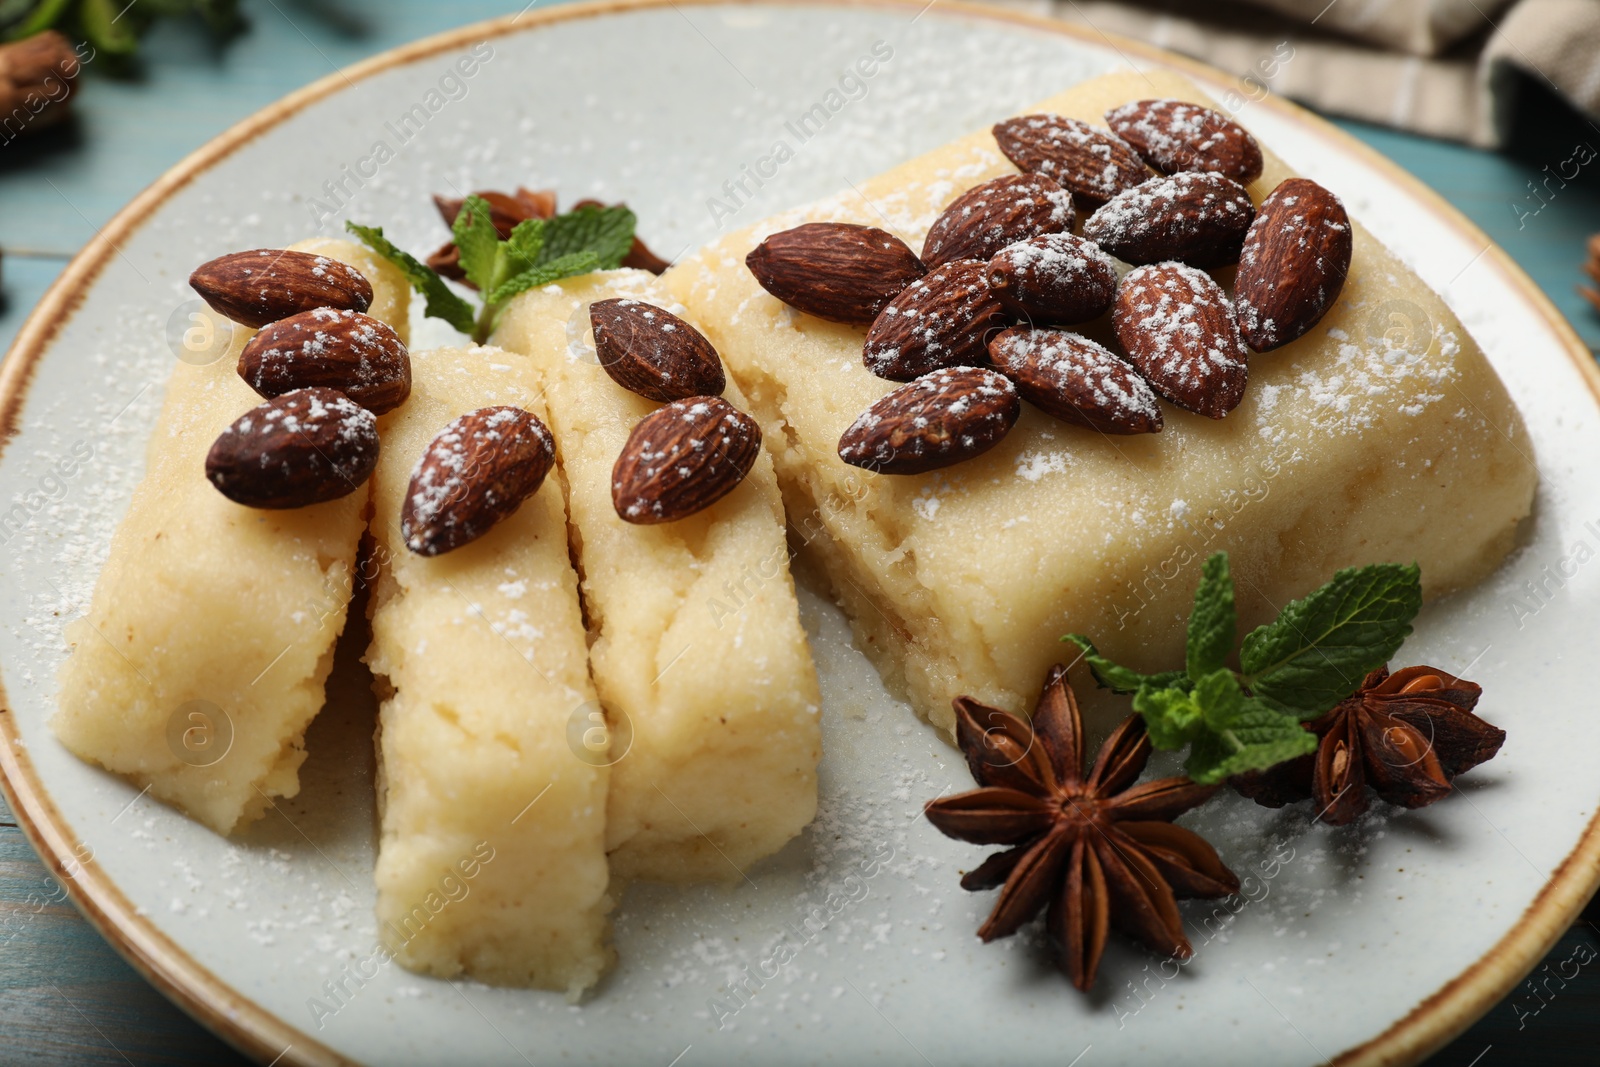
[1105,99,1264,184]
[590,298,726,402]
[838,367,1020,475]
[985,233,1118,325]
[612,396,761,524]
[238,307,411,414]
[1234,178,1353,352]
[189,249,373,328]
[1113,263,1249,419]
[205,387,379,509]
[746,223,926,325]
[992,114,1152,208]
[402,406,556,556]
[920,174,1075,270]
[862,260,1006,381]
[1083,172,1255,268]
[988,327,1162,435]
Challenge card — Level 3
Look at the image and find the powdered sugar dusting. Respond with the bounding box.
[920,172,1074,267]
[990,328,1161,433]
[1105,98,1262,181]
[403,405,553,552]
[993,113,1150,203]
[1114,262,1248,416]
[840,367,1019,474]
[862,261,1002,379]
[1083,171,1254,267]
[986,231,1117,323]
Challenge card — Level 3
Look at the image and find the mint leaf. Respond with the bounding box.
[487,251,603,305]
[538,204,636,269]
[1184,675,1319,785]
[1062,634,1186,695]
[1132,683,1203,750]
[1240,562,1422,719]
[346,221,476,336]
[502,217,547,277]
[1186,552,1236,683]
[452,195,501,292]
[1134,669,1317,782]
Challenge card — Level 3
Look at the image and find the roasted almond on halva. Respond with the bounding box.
[590,298,726,402]
[838,367,1020,475]
[1083,172,1254,269]
[205,387,380,509]
[988,326,1162,434]
[920,173,1075,269]
[612,396,761,524]
[402,406,556,556]
[1114,262,1249,419]
[746,222,926,325]
[238,307,411,414]
[1234,178,1353,352]
[986,232,1118,325]
[1105,99,1264,184]
[190,249,374,328]
[992,114,1152,208]
[863,260,1006,381]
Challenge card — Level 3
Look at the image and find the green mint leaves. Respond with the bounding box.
[1062,635,1184,695]
[1064,553,1423,785]
[535,204,637,270]
[1185,552,1236,681]
[347,196,636,343]
[1239,562,1422,716]
[344,222,477,336]
[1130,668,1317,784]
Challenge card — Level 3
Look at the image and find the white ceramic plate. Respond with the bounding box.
[4,3,1599,1065]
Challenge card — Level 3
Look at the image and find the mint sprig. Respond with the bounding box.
[1065,552,1423,785]
[1061,635,1184,695]
[347,196,636,343]
[1239,562,1421,717]
[344,222,476,336]
[1132,669,1317,783]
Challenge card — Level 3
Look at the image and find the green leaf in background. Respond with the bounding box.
[345,221,476,336]
[1062,634,1187,695]
[1239,562,1423,719]
[451,195,502,293]
[78,0,140,53]
[3,0,239,47]
[538,204,636,270]
[1185,552,1236,683]
[3,0,70,39]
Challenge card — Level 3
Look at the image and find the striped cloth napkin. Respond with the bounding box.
[987,0,1600,146]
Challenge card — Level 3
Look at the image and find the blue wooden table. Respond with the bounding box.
[3,3,1600,1064]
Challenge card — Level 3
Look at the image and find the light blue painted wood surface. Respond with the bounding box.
[2,4,1599,1064]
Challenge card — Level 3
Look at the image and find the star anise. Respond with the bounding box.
[1232,664,1505,826]
[426,188,670,283]
[924,665,1239,991]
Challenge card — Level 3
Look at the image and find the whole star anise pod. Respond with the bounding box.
[1232,664,1505,826]
[426,188,670,283]
[924,666,1239,991]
